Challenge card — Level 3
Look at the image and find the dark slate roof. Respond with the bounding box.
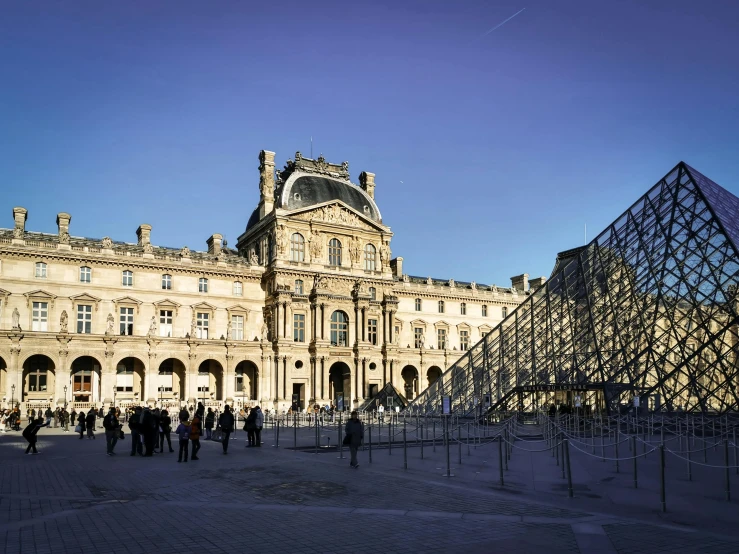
[280,175,381,222]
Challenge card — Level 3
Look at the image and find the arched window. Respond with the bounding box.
[415,298,422,311]
[328,238,342,266]
[330,311,349,347]
[35,262,47,278]
[364,244,376,271]
[79,266,91,283]
[502,307,508,318]
[290,233,305,262]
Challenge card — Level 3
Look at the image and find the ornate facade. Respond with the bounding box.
[0,150,532,413]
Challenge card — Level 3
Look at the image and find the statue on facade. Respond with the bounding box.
[379,241,390,266]
[59,310,68,333]
[59,232,70,245]
[309,229,322,261]
[147,316,157,337]
[190,317,197,338]
[313,274,329,290]
[349,236,362,264]
[449,279,456,288]
[402,274,409,283]
[226,319,232,340]
[491,284,498,294]
[12,307,20,330]
[105,312,115,335]
[180,246,191,258]
[470,281,477,291]
[13,226,23,239]
[427,276,433,286]
[249,249,259,266]
[275,224,288,255]
[143,243,154,254]
[101,237,113,249]
[261,322,269,343]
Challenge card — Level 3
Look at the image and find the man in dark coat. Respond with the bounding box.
[218,405,235,454]
[344,410,364,469]
[129,407,143,456]
[23,417,49,454]
[141,408,157,456]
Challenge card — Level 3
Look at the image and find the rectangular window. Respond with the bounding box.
[196,312,209,339]
[415,298,422,311]
[199,278,208,293]
[460,303,466,315]
[369,287,377,301]
[460,330,469,350]
[79,266,91,283]
[119,307,134,335]
[414,327,424,348]
[162,274,172,290]
[482,305,488,317]
[76,305,92,334]
[233,281,243,296]
[293,314,305,342]
[32,301,48,331]
[368,319,378,345]
[159,310,173,337]
[437,328,447,350]
[232,315,244,340]
[438,300,444,313]
[35,262,47,278]
[294,280,304,295]
[122,270,133,287]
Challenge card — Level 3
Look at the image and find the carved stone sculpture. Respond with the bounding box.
[105,313,115,335]
[379,242,390,266]
[309,230,322,261]
[143,243,154,254]
[275,224,288,255]
[261,322,269,342]
[470,281,477,290]
[226,319,232,340]
[491,285,498,294]
[249,249,259,266]
[59,232,70,245]
[191,318,197,338]
[60,310,68,333]
[403,274,409,283]
[12,307,20,329]
[147,316,157,337]
[13,227,23,239]
[101,237,113,249]
[349,236,362,264]
[180,246,191,257]
[313,274,329,290]
[427,276,433,285]
[449,279,456,288]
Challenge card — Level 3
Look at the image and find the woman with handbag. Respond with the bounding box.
[76,411,86,439]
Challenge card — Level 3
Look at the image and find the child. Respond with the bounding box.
[175,419,191,463]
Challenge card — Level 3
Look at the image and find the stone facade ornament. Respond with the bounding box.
[101,237,113,248]
[248,249,259,266]
[143,243,154,254]
[59,232,70,245]
[313,274,329,290]
[491,284,498,294]
[12,307,20,329]
[470,281,477,290]
[147,316,157,337]
[13,227,23,239]
[261,322,269,343]
[309,230,323,261]
[349,236,361,264]
[402,274,409,283]
[427,277,433,285]
[105,313,115,335]
[190,317,197,338]
[275,224,288,255]
[180,246,191,258]
[259,150,275,200]
[226,319,232,340]
[60,310,68,333]
[449,279,456,289]
[379,241,391,267]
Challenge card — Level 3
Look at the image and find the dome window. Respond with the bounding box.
[294,193,301,201]
[363,205,370,214]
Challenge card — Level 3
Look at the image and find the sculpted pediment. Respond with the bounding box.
[153,298,182,317]
[226,304,250,315]
[70,293,102,310]
[113,296,143,313]
[23,289,58,308]
[286,201,379,231]
[411,318,428,327]
[191,301,217,311]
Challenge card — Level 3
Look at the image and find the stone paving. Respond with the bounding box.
[0,424,738,553]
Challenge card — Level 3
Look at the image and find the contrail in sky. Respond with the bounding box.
[480,7,526,37]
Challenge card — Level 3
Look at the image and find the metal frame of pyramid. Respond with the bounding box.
[410,162,739,416]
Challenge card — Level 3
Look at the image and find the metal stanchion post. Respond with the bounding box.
[467,423,471,456]
[338,412,344,459]
[564,439,573,498]
[660,444,666,512]
[403,425,407,470]
[632,436,638,488]
[458,437,462,465]
[389,418,392,455]
[561,435,566,479]
[734,428,738,476]
[276,420,280,448]
[556,431,560,466]
[725,439,731,502]
[443,415,453,477]
[615,435,620,473]
[498,434,504,485]
[294,413,297,450]
[433,420,436,452]
[686,439,692,481]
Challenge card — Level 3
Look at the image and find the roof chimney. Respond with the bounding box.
[529,276,547,291]
[511,273,529,292]
[359,171,376,200]
[56,212,71,247]
[207,233,223,256]
[258,150,276,219]
[12,207,27,239]
[136,224,152,246]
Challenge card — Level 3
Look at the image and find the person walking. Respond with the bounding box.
[86,409,96,439]
[23,417,49,454]
[44,407,53,426]
[141,408,156,456]
[245,408,256,447]
[103,407,120,456]
[344,410,364,469]
[218,405,234,454]
[204,408,215,440]
[77,411,86,439]
[159,409,174,453]
[176,417,191,463]
[97,407,104,429]
[190,411,202,460]
[53,408,59,429]
[254,406,264,447]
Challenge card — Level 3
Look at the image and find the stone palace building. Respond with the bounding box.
[0,150,540,413]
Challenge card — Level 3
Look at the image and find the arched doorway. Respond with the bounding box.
[158,358,186,406]
[115,357,145,408]
[234,360,258,408]
[427,366,442,389]
[22,355,56,407]
[328,361,351,410]
[70,356,102,408]
[402,365,419,400]
[197,359,224,403]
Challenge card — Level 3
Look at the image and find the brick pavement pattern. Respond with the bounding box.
[0,427,738,553]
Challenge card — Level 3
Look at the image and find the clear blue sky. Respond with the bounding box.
[2,0,738,287]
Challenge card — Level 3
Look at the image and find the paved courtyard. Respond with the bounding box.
[0,421,738,553]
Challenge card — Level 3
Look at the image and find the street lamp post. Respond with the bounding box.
[11,384,15,409]
[63,385,67,410]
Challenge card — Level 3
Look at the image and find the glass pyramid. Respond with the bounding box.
[411,162,739,415]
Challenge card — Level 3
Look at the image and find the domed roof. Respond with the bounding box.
[278,174,381,222]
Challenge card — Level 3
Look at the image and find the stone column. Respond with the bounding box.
[225,353,234,402]
[321,357,328,402]
[260,354,271,406]
[187,353,197,404]
[101,350,116,405]
[146,354,157,404]
[285,302,292,340]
